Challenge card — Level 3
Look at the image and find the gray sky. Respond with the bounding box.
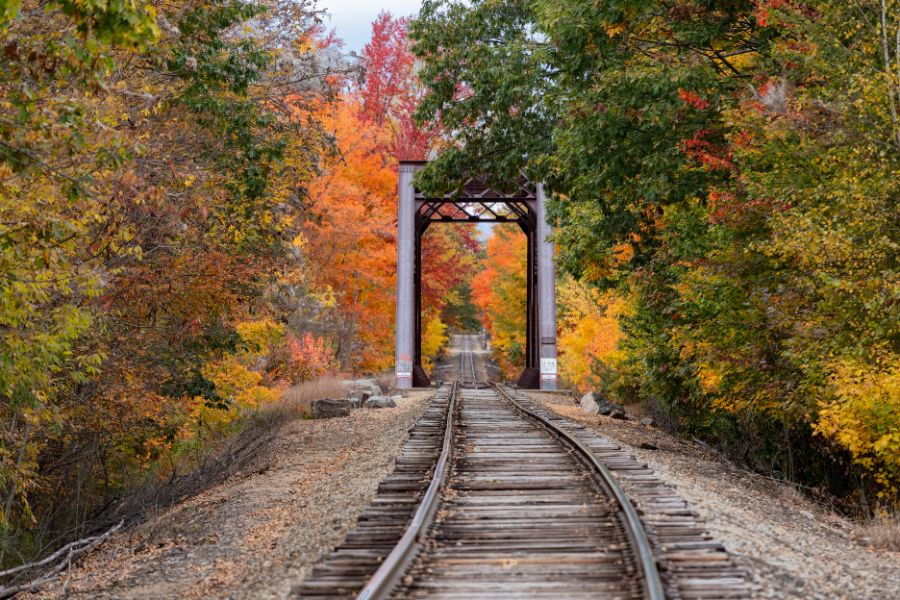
[321,0,423,53]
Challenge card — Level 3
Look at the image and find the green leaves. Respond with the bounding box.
[1,0,159,47]
[411,0,554,192]
[56,0,159,47]
[412,0,900,502]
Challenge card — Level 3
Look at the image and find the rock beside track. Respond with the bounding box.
[366,395,398,409]
[580,391,628,419]
[312,398,352,419]
[579,392,600,413]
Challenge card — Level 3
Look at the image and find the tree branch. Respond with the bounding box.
[0,520,124,598]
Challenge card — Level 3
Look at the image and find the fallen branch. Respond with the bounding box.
[0,520,124,598]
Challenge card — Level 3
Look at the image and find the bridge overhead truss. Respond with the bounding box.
[396,161,558,390]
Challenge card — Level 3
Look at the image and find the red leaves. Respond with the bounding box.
[361,12,437,161]
[707,189,791,224]
[707,189,737,223]
[733,129,754,149]
[282,333,333,383]
[421,225,480,311]
[362,12,413,126]
[681,129,734,172]
[753,0,796,28]
[678,88,710,110]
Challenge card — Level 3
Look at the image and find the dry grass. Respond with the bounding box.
[279,377,346,418]
[375,372,396,395]
[856,513,900,552]
[90,406,285,539]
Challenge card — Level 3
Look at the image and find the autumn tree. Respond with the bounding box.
[412,0,900,504]
[556,277,627,392]
[0,0,338,561]
[302,12,480,375]
[472,225,526,376]
[302,99,399,372]
[361,11,436,160]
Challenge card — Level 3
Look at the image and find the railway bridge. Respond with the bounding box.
[394,161,558,390]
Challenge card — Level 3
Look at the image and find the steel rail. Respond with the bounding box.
[494,383,667,600]
[355,383,458,600]
[461,336,478,386]
[459,337,469,385]
[469,339,477,384]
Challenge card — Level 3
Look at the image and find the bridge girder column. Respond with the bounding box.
[395,163,417,389]
[413,219,431,387]
[515,214,540,389]
[535,184,558,390]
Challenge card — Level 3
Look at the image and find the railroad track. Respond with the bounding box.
[458,334,479,387]
[297,338,747,599]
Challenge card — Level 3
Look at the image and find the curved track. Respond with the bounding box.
[358,336,663,600]
[298,335,746,599]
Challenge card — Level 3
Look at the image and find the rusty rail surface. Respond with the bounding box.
[494,383,665,600]
[355,383,458,600]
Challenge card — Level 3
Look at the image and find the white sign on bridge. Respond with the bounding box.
[540,358,558,381]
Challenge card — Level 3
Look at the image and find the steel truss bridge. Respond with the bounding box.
[395,160,557,389]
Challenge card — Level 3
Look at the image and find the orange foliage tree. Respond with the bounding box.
[303,99,399,372]
[304,96,481,372]
[302,13,480,374]
[472,225,527,376]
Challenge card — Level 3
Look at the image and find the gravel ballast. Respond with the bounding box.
[28,390,434,599]
[528,393,900,600]
[23,386,898,599]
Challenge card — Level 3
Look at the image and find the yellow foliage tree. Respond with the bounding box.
[421,314,450,371]
[816,356,900,499]
[188,318,287,436]
[557,276,628,391]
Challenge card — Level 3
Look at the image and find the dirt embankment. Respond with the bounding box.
[21,385,899,600]
[529,392,900,600]
[26,391,433,600]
